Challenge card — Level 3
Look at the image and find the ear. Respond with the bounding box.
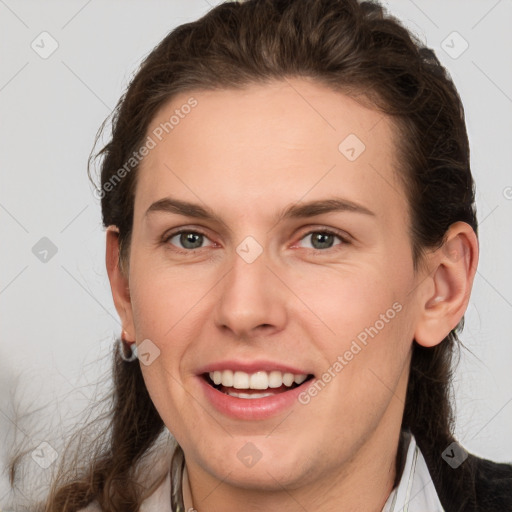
[414,221,479,348]
[106,225,136,342]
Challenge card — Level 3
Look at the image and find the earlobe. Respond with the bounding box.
[106,225,136,342]
[414,222,478,348]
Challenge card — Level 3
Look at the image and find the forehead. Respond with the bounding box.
[134,78,406,226]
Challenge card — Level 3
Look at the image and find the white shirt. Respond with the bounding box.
[382,431,445,512]
[79,432,445,511]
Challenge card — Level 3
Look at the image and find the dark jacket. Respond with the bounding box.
[419,439,512,511]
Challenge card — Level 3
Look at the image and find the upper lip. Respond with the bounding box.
[196,360,313,376]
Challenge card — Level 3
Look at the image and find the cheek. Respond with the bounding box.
[129,252,208,344]
[292,261,414,391]
[292,263,403,340]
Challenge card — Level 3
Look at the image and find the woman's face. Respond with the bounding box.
[115,78,431,493]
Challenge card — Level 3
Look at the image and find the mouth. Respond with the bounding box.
[201,370,315,399]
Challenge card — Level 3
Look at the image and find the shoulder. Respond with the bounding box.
[75,471,172,512]
[470,453,512,509]
[432,450,512,512]
[414,433,512,512]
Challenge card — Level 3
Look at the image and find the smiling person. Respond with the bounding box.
[9,0,512,511]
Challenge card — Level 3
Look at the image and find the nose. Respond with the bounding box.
[213,243,287,341]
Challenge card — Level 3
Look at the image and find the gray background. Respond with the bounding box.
[1,0,511,506]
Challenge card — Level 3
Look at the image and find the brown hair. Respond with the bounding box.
[8,0,478,510]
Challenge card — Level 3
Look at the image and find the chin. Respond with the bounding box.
[196,441,315,490]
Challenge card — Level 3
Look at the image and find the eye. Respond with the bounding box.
[295,229,349,251]
[162,227,350,254]
[163,229,215,252]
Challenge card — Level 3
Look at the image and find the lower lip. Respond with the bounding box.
[198,376,312,420]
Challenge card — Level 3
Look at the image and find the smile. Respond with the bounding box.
[207,369,310,397]
[199,368,315,419]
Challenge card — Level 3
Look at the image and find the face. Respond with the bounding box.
[116,78,427,493]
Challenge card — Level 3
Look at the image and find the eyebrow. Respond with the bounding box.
[144,196,375,225]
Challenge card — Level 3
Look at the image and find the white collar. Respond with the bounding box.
[382,431,445,512]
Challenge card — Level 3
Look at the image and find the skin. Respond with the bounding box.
[106,77,478,511]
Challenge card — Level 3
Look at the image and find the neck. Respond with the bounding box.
[183,421,406,512]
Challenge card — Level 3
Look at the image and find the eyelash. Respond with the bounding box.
[161,227,351,255]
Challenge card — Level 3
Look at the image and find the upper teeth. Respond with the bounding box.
[208,370,308,389]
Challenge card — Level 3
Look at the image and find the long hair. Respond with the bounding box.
[8,0,478,510]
